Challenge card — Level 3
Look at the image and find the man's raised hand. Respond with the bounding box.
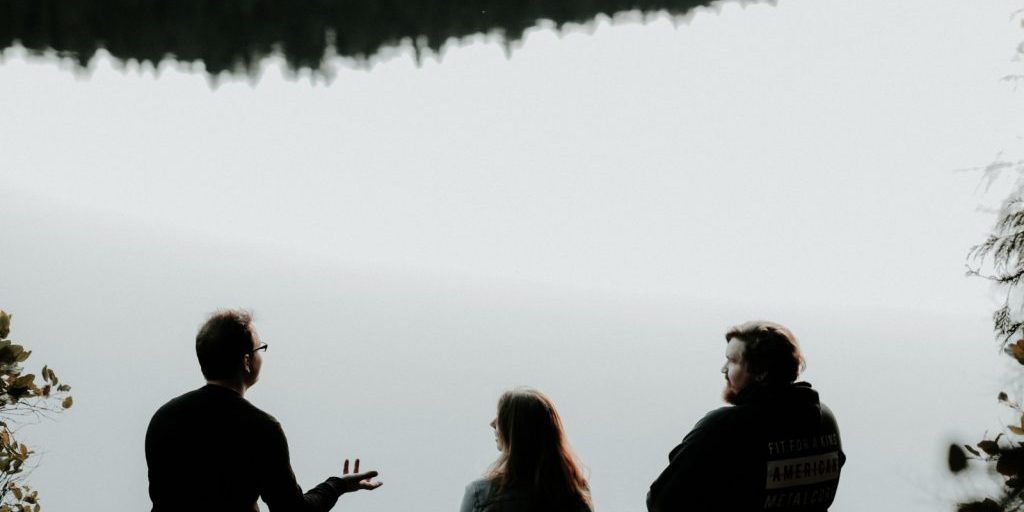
[337,458,383,493]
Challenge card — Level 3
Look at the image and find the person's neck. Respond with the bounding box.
[206,378,248,396]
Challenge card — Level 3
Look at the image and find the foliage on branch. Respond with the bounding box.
[953,166,1024,508]
[951,393,1024,510]
[966,157,1024,347]
[948,14,1024,509]
[0,311,72,512]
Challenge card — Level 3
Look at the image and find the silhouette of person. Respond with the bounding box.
[460,388,592,512]
[647,321,844,511]
[146,309,382,512]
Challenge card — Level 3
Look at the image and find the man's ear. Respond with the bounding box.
[242,354,252,374]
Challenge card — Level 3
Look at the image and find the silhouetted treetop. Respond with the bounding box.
[0,0,734,76]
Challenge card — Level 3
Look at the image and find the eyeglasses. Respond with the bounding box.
[251,343,268,354]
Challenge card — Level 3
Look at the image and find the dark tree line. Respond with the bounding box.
[0,0,730,76]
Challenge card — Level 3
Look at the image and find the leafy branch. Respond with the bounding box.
[0,311,72,512]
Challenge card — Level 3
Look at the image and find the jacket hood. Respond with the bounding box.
[732,381,820,407]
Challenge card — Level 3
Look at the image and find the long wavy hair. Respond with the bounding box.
[485,388,591,509]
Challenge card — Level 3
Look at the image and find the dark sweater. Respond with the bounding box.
[647,382,844,512]
[146,384,345,512]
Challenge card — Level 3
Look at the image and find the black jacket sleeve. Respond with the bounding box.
[647,410,728,512]
[260,419,346,512]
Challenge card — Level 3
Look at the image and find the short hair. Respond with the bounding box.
[725,320,805,385]
[195,310,255,380]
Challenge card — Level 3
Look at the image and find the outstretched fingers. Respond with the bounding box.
[340,458,382,491]
[357,470,382,489]
[342,458,362,475]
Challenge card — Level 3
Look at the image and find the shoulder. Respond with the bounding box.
[819,400,839,420]
[464,478,497,498]
[462,478,498,511]
[694,405,743,430]
[817,400,842,440]
[147,387,211,442]
[240,400,282,437]
[669,406,742,455]
[702,405,738,421]
[149,386,276,428]
[240,397,277,422]
[149,387,204,421]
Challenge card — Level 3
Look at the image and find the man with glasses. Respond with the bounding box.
[146,309,382,512]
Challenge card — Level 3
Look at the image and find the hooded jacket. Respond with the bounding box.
[647,382,844,512]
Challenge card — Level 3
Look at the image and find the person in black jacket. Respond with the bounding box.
[647,321,844,512]
[146,309,382,512]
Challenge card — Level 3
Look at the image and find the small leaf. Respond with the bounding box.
[1012,340,1024,365]
[40,366,55,385]
[0,343,17,365]
[949,444,968,472]
[1000,391,1010,402]
[14,348,31,363]
[1009,426,1024,435]
[57,384,70,392]
[61,396,73,409]
[979,440,999,455]
[0,311,10,339]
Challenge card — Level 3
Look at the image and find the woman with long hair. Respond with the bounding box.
[460,388,592,512]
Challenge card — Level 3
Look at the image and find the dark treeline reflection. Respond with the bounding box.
[0,0,732,76]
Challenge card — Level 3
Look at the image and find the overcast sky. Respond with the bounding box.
[4,0,1022,314]
[2,0,1024,511]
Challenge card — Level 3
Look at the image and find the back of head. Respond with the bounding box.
[195,309,254,380]
[725,320,805,386]
[488,388,590,509]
